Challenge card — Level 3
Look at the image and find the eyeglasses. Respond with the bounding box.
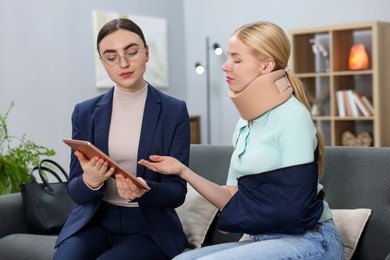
[100,48,145,66]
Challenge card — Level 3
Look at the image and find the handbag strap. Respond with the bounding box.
[33,159,69,196]
[38,159,69,182]
[29,165,63,183]
[29,165,67,196]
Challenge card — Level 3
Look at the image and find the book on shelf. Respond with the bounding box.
[342,90,352,116]
[353,92,373,116]
[361,95,374,115]
[346,90,359,116]
[337,89,373,117]
[336,90,346,117]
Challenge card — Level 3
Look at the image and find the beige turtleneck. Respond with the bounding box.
[102,84,148,207]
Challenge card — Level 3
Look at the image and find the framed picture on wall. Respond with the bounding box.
[92,10,169,88]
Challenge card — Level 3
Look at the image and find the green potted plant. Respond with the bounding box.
[0,101,55,194]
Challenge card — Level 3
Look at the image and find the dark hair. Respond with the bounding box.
[96,18,147,54]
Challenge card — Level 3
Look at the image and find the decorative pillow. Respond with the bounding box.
[332,208,372,260]
[176,184,219,248]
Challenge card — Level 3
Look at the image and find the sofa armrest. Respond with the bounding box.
[0,192,29,238]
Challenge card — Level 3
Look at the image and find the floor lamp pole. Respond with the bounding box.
[205,36,211,144]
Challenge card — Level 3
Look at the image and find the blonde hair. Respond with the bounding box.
[234,21,325,179]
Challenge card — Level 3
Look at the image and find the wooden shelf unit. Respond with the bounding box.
[189,115,201,144]
[290,21,390,146]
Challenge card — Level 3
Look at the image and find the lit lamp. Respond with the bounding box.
[195,63,205,75]
[213,43,223,56]
[194,37,223,144]
[349,43,369,70]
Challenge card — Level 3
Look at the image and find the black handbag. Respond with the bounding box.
[20,159,75,234]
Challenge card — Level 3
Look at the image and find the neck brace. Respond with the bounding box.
[229,69,293,120]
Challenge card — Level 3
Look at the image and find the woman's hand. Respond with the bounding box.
[138,155,187,176]
[116,174,148,200]
[75,150,115,189]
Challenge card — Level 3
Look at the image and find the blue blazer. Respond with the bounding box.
[55,85,190,258]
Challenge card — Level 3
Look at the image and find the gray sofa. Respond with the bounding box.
[1,145,389,259]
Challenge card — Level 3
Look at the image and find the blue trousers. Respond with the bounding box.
[174,219,345,260]
[53,202,169,260]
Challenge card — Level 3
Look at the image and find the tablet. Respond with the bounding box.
[63,138,150,191]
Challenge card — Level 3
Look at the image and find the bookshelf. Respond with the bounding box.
[290,21,390,146]
[190,115,201,144]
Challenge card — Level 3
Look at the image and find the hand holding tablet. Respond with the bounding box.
[63,138,150,191]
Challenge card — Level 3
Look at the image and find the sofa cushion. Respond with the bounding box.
[176,184,218,249]
[332,208,371,260]
[0,234,56,260]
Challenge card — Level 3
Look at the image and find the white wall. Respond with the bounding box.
[1,0,390,172]
[183,0,390,145]
[0,0,186,170]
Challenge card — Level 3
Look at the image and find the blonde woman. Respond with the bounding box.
[139,21,345,260]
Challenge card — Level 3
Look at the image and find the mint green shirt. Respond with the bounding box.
[227,96,332,222]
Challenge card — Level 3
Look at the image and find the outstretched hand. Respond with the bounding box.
[138,155,186,176]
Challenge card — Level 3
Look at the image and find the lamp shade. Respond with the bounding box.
[349,44,369,70]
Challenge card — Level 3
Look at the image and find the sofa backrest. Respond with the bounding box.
[189,145,234,185]
[321,146,390,260]
[0,192,30,237]
[189,145,242,245]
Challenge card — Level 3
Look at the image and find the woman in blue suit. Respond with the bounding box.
[53,18,190,260]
